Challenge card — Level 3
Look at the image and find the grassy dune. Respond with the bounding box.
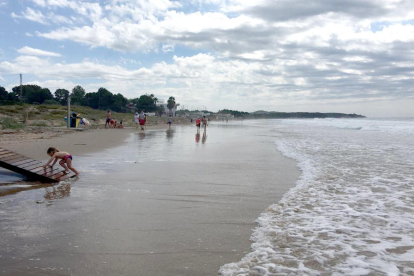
[0,104,189,130]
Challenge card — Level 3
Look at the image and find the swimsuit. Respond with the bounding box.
[63,155,72,161]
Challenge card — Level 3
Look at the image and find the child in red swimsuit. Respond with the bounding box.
[43,147,79,175]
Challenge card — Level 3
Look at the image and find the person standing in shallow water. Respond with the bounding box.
[105,110,112,128]
[202,116,208,131]
[196,117,201,132]
[167,116,172,129]
[134,112,139,128]
[138,111,146,130]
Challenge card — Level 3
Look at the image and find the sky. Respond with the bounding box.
[0,0,413,117]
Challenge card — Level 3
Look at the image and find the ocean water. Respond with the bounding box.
[220,118,414,276]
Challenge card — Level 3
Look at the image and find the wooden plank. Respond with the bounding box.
[0,153,17,160]
[29,166,49,174]
[23,163,45,171]
[18,160,42,169]
[0,150,14,156]
[41,168,63,177]
[0,154,24,163]
[11,159,37,166]
[7,156,30,164]
[48,171,68,181]
[16,161,42,171]
[0,150,11,156]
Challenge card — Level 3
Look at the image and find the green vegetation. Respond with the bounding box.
[218,109,250,117]
[0,85,171,115]
[0,117,25,130]
[0,104,180,128]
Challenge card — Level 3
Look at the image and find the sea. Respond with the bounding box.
[220,118,414,276]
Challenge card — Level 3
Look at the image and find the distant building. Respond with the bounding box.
[214,113,234,120]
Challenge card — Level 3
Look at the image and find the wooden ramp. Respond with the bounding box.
[0,147,76,183]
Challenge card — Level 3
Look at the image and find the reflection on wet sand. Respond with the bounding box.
[137,132,146,140]
[166,129,174,139]
[44,182,71,200]
[202,131,207,144]
[0,181,53,197]
[195,133,200,143]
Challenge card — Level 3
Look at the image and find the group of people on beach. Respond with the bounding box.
[43,111,210,177]
[105,110,123,129]
[134,111,147,130]
[196,116,208,132]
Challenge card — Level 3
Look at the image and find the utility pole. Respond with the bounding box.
[19,74,23,101]
[67,92,71,129]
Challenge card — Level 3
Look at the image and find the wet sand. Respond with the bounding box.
[0,123,299,275]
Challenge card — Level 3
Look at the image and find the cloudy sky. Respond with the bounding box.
[0,0,413,117]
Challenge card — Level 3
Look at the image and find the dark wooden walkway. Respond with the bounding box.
[0,147,76,183]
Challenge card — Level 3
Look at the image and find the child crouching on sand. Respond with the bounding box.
[43,147,79,175]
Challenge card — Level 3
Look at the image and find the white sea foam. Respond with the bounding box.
[220,118,414,275]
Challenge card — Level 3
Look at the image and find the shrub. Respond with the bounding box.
[1,118,25,129]
[50,110,65,115]
[43,100,60,105]
[30,121,49,127]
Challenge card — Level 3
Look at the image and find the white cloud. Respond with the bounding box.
[17,46,61,57]
[12,8,48,25]
[4,0,414,116]
[162,44,174,53]
[32,0,46,7]
[1,51,412,116]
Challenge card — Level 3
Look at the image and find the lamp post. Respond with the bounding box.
[67,92,70,129]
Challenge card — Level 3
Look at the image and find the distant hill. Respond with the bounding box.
[219,109,365,118]
[250,111,366,119]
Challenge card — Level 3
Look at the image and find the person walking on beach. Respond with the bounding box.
[167,116,172,129]
[43,147,79,175]
[134,112,139,128]
[196,117,201,132]
[202,116,208,131]
[138,111,146,130]
[105,110,112,128]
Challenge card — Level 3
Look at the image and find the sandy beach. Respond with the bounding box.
[0,122,300,275]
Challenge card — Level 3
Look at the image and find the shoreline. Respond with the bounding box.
[0,124,179,160]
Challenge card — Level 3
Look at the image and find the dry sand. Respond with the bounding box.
[0,126,165,160]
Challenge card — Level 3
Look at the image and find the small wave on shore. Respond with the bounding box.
[220,118,414,275]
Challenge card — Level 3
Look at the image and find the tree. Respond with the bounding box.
[97,87,114,110]
[112,93,128,112]
[167,96,176,115]
[71,85,86,105]
[54,89,69,105]
[0,86,8,101]
[136,94,157,112]
[11,85,52,104]
[31,88,53,104]
[84,92,100,109]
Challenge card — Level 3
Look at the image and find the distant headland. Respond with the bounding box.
[216,109,366,119]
